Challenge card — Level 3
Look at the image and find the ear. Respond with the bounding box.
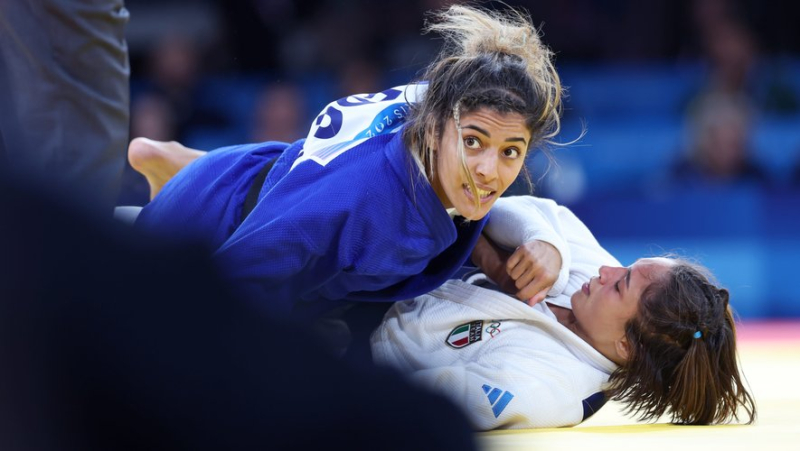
[615,336,630,362]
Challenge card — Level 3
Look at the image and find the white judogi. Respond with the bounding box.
[371,196,623,430]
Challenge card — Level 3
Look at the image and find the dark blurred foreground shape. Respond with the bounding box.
[0,172,477,451]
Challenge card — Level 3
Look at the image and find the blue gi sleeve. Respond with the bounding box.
[212,158,451,315]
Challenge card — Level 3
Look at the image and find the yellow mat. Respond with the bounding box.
[479,321,800,451]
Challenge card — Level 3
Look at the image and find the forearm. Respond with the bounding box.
[470,235,517,294]
[485,196,571,296]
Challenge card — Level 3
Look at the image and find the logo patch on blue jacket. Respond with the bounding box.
[482,384,514,418]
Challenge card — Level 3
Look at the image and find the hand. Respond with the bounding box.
[506,240,562,306]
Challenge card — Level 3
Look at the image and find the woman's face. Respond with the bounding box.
[570,258,675,363]
[432,108,530,220]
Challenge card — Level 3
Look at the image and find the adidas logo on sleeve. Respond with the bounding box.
[482,384,514,418]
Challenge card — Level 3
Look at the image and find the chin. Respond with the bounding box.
[462,199,496,220]
[458,206,489,221]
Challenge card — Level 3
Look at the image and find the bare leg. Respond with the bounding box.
[128,137,206,200]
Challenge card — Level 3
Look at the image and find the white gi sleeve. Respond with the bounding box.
[484,196,572,297]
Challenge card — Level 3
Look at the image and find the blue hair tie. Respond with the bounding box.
[693,330,703,339]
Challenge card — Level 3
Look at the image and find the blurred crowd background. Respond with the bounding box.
[119,0,800,319]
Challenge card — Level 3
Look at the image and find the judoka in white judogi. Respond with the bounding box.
[371,196,623,430]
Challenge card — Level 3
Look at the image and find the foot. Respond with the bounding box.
[128,138,205,200]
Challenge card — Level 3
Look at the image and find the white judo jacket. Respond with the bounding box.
[371,196,623,430]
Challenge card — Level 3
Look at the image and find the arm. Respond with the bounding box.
[482,196,572,303]
[482,195,621,304]
[470,234,516,294]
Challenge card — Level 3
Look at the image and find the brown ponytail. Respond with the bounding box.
[606,261,756,425]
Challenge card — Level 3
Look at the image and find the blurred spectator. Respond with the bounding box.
[696,13,755,97]
[250,82,307,143]
[688,0,798,114]
[131,93,178,142]
[647,0,784,194]
[215,0,311,73]
[136,32,228,143]
[666,92,769,187]
[336,58,383,98]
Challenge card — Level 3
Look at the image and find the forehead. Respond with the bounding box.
[631,258,675,287]
[456,108,530,138]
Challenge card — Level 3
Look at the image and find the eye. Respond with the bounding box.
[464,136,481,149]
[502,147,521,159]
[614,280,621,293]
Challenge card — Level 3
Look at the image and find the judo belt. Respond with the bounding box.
[240,157,277,222]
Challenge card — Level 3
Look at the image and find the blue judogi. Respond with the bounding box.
[137,85,487,317]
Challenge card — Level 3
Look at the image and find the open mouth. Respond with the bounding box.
[582,282,590,295]
[464,184,495,203]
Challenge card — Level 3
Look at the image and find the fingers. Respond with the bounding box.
[506,250,529,281]
[507,253,555,293]
[506,241,561,302]
[516,275,552,301]
[507,261,552,301]
[505,251,520,283]
[526,288,549,307]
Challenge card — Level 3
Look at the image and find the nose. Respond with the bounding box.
[473,151,498,183]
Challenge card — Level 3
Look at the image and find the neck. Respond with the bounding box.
[547,303,622,365]
[548,303,583,337]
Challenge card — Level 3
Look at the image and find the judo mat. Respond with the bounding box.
[478,320,800,451]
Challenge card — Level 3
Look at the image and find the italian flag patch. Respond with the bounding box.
[446,320,483,349]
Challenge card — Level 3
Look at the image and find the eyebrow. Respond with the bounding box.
[462,125,529,146]
[625,267,632,291]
